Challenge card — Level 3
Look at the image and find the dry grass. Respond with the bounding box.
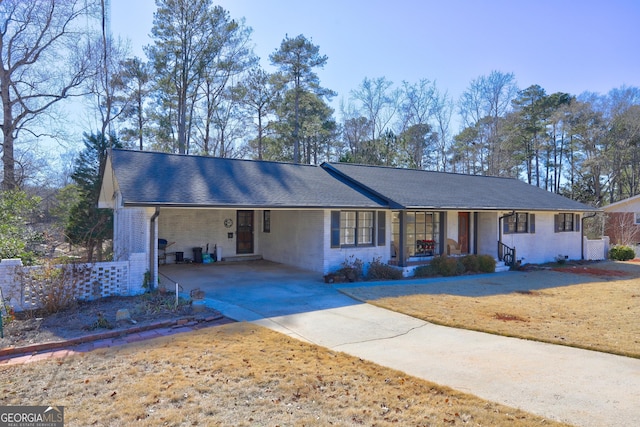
[341,262,640,358]
[1,323,568,426]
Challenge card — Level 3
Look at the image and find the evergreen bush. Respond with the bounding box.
[609,245,635,261]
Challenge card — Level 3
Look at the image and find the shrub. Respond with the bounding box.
[460,254,480,273]
[477,255,496,273]
[335,255,364,282]
[366,257,403,280]
[429,255,465,277]
[413,264,437,278]
[16,261,90,314]
[609,245,635,261]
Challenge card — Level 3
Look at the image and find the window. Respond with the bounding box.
[505,213,529,234]
[334,211,374,247]
[555,213,579,232]
[635,213,640,225]
[263,210,271,233]
[391,211,441,257]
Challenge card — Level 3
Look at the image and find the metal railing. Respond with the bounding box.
[498,241,516,266]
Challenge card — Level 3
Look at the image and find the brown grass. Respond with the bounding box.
[342,263,640,358]
[1,323,568,426]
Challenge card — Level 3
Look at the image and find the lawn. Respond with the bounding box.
[1,323,569,426]
[340,261,640,358]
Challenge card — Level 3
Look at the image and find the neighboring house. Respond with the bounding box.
[98,149,598,287]
[603,195,640,245]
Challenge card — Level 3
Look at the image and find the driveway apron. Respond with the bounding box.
[160,263,640,427]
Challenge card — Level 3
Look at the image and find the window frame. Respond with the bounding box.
[263,210,271,233]
[337,210,375,247]
[505,213,529,234]
[555,212,579,232]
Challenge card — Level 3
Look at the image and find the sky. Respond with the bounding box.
[111,0,640,122]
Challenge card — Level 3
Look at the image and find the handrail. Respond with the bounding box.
[498,241,516,266]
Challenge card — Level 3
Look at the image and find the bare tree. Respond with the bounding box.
[0,0,96,190]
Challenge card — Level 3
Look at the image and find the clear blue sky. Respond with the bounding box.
[112,0,640,121]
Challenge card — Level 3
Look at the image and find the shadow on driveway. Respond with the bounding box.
[159,260,362,320]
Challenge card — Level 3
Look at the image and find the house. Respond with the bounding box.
[603,195,640,245]
[99,149,598,290]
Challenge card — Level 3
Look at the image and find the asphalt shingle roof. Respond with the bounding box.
[109,149,386,208]
[324,163,598,212]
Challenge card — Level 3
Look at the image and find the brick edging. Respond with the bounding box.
[0,315,224,358]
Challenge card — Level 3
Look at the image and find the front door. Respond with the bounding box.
[236,210,254,254]
[458,212,470,253]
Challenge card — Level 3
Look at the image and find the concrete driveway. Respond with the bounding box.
[160,260,640,427]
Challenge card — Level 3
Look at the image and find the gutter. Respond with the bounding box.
[581,212,599,260]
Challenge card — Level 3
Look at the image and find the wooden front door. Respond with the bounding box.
[458,212,470,253]
[236,210,254,254]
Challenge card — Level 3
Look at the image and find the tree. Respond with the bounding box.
[66,132,121,262]
[270,34,333,163]
[349,77,399,149]
[234,67,280,160]
[0,0,96,190]
[115,57,152,150]
[458,71,518,176]
[0,190,40,263]
[145,0,254,154]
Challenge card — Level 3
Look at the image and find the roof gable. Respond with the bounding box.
[324,163,597,212]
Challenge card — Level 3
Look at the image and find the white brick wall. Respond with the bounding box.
[158,208,239,261]
[322,210,390,275]
[500,211,582,264]
[260,209,324,272]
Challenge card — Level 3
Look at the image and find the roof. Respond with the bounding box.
[323,163,598,212]
[102,149,386,209]
[99,149,598,212]
[602,194,640,212]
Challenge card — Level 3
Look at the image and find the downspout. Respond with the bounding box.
[150,208,160,290]
[498,211,516,260]
[498,211,516,246]
[581,212,598,260]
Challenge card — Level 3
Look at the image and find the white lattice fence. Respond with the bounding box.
[583,237,609,261]
[1,260,130,311]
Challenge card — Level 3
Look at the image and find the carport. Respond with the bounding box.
[157,260,359,321]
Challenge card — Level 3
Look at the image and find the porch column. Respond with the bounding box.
[398,210,407,267]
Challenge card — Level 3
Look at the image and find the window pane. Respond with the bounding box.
[358,212,373,244]
[340,211,356,245]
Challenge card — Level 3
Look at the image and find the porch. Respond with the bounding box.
[389,210,500,267]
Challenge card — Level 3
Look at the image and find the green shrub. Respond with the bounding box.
[366,257,403,280]
[413,264,437,278]
[609,245,635,261]
[477,255,496,273]
[460,255,480,272]
[428,256,464,277]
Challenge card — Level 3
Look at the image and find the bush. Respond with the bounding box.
[477,255,496,273]
[609,245,635,261]
[335,255,364,282]
[16,261,90,314]
[366,257,403,280]
[413,264,437,278]
[429,256,465,277]
[460,255,480,272]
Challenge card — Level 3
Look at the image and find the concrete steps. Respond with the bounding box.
[495,260,511,272]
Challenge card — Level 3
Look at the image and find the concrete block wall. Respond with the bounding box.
[0,259,23,310]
